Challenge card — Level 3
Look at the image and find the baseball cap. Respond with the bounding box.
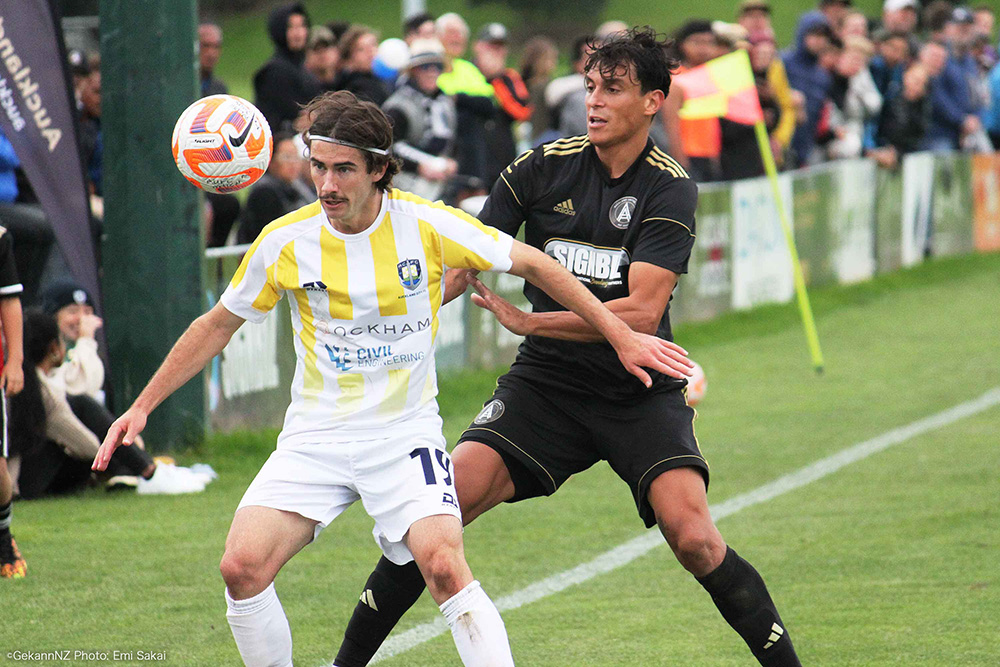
[883,0,918,11]
[476,22,508,43]
[950,6,975,24]
[41,281,94,315]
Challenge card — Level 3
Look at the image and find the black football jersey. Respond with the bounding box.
[479,135,698,400]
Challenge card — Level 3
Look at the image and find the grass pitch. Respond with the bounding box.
[5,252,999,666]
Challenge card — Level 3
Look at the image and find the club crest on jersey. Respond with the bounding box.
[609,196,637,230]
[473,399,505,425]
[397,259,422,290]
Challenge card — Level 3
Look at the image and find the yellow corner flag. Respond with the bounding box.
[675,50,825,373]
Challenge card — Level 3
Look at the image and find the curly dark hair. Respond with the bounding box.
[584,26,679,98]
[303,90,400,191]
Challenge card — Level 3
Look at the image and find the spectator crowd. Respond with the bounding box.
[0,0,999,516]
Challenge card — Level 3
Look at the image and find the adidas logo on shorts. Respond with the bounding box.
[553,199,575,216]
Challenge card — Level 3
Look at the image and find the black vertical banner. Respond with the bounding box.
[0,1,99,310]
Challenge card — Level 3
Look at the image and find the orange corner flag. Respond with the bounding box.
[674,50,763,125]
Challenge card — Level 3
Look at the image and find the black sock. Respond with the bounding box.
[334,556,427,667]
[697,546,801,666]
[0,500,11,540]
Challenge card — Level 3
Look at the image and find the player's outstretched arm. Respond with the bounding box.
[504,241,693,386]
[92,302,245,471]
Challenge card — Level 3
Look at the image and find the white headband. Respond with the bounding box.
[305,133,390,156]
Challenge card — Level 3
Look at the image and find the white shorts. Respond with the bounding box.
[237,427,462,565]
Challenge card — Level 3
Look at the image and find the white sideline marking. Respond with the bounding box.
[327,387,1000,665]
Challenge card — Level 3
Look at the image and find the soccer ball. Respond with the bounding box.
[685,361,707,406]
[171,94,272,194]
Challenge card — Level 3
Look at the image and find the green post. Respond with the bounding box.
[100,0,204,449]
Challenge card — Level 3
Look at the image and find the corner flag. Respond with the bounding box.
[674,50,825,373]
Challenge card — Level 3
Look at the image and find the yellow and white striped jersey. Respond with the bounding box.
[221,189,514,447]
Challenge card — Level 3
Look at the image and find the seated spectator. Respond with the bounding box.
[383,39,458,201]
[39,282,104,402]
[519,36,559,145]
[783,15,835,166]
[304,26,340,91]
[473,23,533,185]
[253,2,321,133]
[873,63,932,168]
[0,129,54,304]
[198,23,228,97]
[828,36,883,159]
[8,310,206,499]
[332,25,388,105]
[545,34,594,142]
[236,132,315,245]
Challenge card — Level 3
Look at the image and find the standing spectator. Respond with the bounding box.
[828,36,883,159]
[545,34,594,141]
[870,30,913,97]
[403,12,436,46]
[663,20,724,180]
[0,130,54,304]
[253,2,321,133]
[519,36,559,145]
[198,24,242,247]
[875,62,932,166]
[882,0,920,34]
[783,15,836,166]
[841,11,871,39]
[749,29,798,166]
[333,26,388,105]
[198,23,227,97]
[76,54,103,202]
[436,13,496,194]
[986,55,1000,145]
[923,8,984,151]
[473,23,533,185]
[799,0,854,35]
[0,224,26,578]
[382,39,458,201]
[236,132,315,245]
[738,0,773,35]
[304,26,340,91]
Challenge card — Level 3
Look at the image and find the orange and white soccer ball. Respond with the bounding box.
[171,94,272,194]
[685,361,707,406]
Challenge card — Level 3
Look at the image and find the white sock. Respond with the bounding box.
[439,580,515,667]
[225,583,293,667]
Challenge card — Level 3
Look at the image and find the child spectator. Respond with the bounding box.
[0,224,26,578]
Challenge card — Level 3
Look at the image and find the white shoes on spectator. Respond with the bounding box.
[137,463,208,495]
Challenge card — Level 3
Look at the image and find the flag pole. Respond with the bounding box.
[752,121,825,374]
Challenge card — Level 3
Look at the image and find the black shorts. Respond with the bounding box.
[457,373,709,528]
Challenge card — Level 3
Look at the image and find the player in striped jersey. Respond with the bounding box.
[92,91,691,667]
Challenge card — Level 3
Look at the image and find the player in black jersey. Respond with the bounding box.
[333,27,803,667]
